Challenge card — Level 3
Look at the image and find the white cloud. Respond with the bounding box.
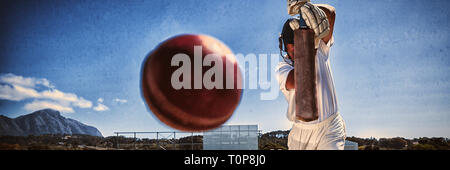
[93,103,109,112]
[40,89,93,108]
[0,84,39,101]
[0,73,95,113]
[113,98,127,104]
[0,73,54,88]
[73,97,93,108]
[40,89,78,102]
[93,97,109,112]
[97,98,104,103]
[24,100,74,113]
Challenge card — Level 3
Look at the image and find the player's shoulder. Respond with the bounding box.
[282,18,294,31]
[275,59,294,72]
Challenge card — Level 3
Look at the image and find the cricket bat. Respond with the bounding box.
[294,29,318,121]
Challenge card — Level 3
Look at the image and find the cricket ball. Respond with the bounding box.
[141,34,242,131]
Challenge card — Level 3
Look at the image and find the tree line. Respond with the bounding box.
[0,131,448,150]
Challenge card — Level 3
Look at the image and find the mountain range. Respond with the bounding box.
[0,109,102,137]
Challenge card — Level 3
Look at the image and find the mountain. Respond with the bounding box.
[0,109,102,137]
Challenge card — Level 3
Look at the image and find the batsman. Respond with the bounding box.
[276,0,346,150]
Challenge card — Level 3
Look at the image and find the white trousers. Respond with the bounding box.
[288,113,346,150]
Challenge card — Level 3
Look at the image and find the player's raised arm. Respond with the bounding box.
[316,4,336,45]
[284,3,335,90]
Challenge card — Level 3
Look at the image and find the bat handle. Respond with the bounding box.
[298,13,309,29]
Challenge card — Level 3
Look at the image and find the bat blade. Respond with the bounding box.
[294,29,318,121]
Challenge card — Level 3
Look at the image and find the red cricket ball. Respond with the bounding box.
[141,34,242,131]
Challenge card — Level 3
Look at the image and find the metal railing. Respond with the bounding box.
[113,131,203,150]
[113,129,262,150]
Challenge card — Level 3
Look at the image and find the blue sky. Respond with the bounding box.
[0,0,449,138]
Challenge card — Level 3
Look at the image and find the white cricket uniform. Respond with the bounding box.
[275,37,346,150]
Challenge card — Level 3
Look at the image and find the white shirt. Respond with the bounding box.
[275,37,338,124]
